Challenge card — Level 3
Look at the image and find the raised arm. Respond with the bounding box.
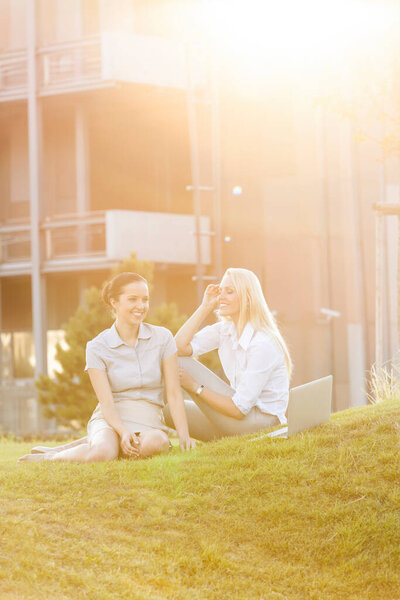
[87,369,139,457]
[175,284,220,355]
[162,353,195,450]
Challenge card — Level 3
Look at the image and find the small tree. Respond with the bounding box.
[36,253,186,427]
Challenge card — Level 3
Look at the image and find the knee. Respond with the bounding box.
[162,405,173,428]
[87,444,118,463]
[140,430,170,458]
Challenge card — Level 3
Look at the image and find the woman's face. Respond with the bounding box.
[111,281,149,327]
[218,274,240,321]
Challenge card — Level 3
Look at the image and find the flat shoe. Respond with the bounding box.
[31,446,52,454]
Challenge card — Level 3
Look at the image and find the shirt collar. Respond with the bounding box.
[223,320,255,351]
[237,321,255,350]
[105,322,152,348]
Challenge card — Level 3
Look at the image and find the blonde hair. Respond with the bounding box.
[221,268,292,378]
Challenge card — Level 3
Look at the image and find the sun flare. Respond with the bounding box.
[199,0,400,77]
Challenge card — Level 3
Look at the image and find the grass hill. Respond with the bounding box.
[1,399,399,600]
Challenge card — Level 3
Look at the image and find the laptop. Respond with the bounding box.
[253,375,333,440]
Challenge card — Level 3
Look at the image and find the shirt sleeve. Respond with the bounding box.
[190,323,221,357]
[85,340,107,371]
[162,329,178,360]
[231,337,282,415]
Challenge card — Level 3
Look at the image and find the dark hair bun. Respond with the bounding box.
[102,282,112,306]
[101,272,148,307]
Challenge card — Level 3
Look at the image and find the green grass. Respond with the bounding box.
[1,400,400,600]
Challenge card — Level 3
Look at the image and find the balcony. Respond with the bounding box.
[0,33,205,102]
[0,210,211,277]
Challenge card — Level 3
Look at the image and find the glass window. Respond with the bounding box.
[82,0,99,36]
[9,0,27,50]
[13,331,35,378]
[47,330,68,377]
[10,116,29,204]
[1,332,13,379]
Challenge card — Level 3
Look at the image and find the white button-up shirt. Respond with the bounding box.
[190,321,289,423]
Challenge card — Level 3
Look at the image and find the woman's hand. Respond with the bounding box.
[179,436,196,451]
[119,428,140,458]
[179,368,197,394]
[201,284,220,311]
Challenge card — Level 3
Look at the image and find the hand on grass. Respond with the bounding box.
[179,436,196,451]
[120,429,140,458]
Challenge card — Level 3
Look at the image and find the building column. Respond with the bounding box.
[316,105,335,385]
[342,119,367,407]
[75,105,90,261]
[0,279,2,383]
[27,0,47,432]
[75,105,90,215]
[76,105,90,306]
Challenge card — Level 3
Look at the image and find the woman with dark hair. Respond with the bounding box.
[19,272,194,463]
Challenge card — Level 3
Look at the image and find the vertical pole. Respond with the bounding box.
[346,120,367,406]
[397,157,400,364]
[377,133,387,369]
[0,279,2,383]
[385,213,398,363]
[76,104,90,255]
[316,105,334,391]
[376,212,384,369]
[211,52,223,281]
[27,0,46,431]
[185,43,204,305]
[75,105,90,306]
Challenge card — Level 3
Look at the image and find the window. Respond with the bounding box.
[13,331,35,378]
[0,332,13,379]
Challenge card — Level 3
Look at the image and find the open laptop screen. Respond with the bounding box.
[287,375,332,436]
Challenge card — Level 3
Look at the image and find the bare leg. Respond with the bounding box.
[31,437,88,454]
[20,430,119,463]
[138,429,170,458]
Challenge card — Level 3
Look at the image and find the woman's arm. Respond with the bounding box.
[87,369,139,457]
[175,284,220,356]
[163,354,195,450]
[179,369,244,420]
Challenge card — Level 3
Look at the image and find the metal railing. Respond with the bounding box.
[0,49,28,99]
[0,211,107,264]
[38,35,102,93]
[0,379,56,436]
[0,35,103,101]
[42,211,106,260]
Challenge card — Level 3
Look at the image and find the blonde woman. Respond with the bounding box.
[20,272,194,463]
[166,268,292,441]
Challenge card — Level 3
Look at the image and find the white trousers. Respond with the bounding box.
[163,356,279,441]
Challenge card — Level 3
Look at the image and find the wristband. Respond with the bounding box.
[195,384,205,396]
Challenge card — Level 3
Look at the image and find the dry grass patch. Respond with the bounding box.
[1,399,399,600]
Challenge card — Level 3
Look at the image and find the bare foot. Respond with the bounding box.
[18,452,57,463]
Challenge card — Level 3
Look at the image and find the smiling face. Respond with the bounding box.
[218,274,240,322]
[110,281,149,328]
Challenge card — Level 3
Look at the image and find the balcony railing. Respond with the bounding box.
[0,49,28,100]
[0,35,105,101]
[0,210,211,275]
[43,211,106,260]
[38,36,103,93]
[0,212,105,264]
[0,33,205,102]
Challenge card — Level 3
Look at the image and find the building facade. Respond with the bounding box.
[0,0,397,434]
